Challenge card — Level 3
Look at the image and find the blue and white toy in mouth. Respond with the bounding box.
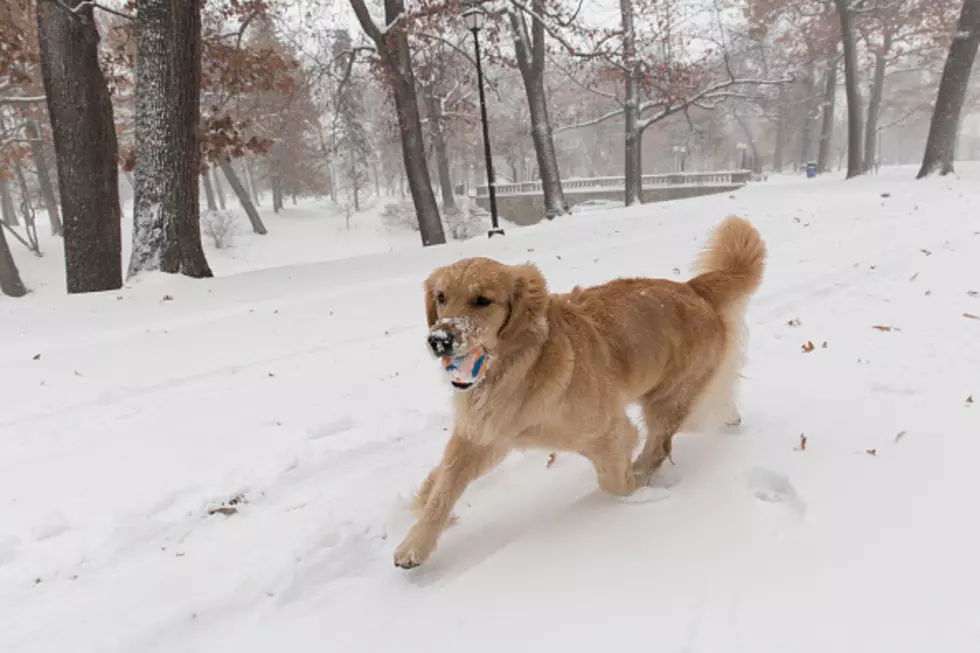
[441,346,488,390]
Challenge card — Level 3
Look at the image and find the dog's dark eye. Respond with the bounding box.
[473,296,493,307]
[436,292,446,305]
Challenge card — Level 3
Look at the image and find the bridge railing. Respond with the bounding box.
[475,170,751,197]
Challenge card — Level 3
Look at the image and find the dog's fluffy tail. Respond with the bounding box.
[688,216,766,311]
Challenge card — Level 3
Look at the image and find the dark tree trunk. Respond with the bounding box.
[918,0,980,178]
[817,47,838,174]
[270,151,283,213]
[349,0,444,245]
[36,0,122,294]
[799,60,816,168]
[129,0,212,278]
[244,158,261,206]
[0,223,28,297]
[620,0,641,206]
[863,44,888,174]
[424,85,457,212]
[211,166,226,209]
[24,119,63,236]
[835,0,864,178]
[0,177,18,227]
[202,168,217,211]
[219,154,266,234]
[509,1,567,218]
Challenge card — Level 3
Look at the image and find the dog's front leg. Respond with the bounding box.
[394,434,503,569]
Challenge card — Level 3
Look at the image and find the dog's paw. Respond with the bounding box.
[393,528,436,569]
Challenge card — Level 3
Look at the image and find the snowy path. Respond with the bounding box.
[2,167,979,652]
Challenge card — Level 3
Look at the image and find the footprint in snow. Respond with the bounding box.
[747,467,806,518]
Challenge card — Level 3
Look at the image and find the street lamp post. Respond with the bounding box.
[463,4,504,238]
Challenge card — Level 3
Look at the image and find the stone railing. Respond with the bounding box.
[475,170,752,197]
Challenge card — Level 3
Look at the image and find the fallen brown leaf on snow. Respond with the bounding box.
[787,318,801,327]
[872,325,898,332]
[895,431,907,443]
[865,449,877,456]
[967,395,974,404]
[546,452,557,468]
[920,249,932,256]
[821,341,828,348]
[32,353,41,361]
[208,506,238,516]
[795,434,807,451]
[802,341,815,353]
[162,294,174,302]
[964,313,979,320]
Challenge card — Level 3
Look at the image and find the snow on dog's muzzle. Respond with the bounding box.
[440,346,488,391]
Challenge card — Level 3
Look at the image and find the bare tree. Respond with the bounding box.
[349,0,445,246]
[918,0,980,177]
[35,0,122,293]
[129,0,212,278]
[0,220,27,297]
[24,119,62,235]
[834,0,865,178]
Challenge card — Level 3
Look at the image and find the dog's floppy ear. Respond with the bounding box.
[498,264,548,342]
[423,269,442,328]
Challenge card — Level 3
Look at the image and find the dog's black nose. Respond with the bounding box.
[428,331,454,356]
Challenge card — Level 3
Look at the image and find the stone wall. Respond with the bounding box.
[473,184,742,226]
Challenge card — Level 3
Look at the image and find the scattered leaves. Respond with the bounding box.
[32,353,41,361]
[872,325,899,332]
[967,395,974,405]
[895,431,907,443]
[920,249,932,256]
[964,313,979,320]
[865,449,877,456]
[162,294,174,302]
[801,341,815,353]
[546,452,557,468]
[787,317,801,327]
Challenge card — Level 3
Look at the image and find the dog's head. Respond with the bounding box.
[423,258,547,378]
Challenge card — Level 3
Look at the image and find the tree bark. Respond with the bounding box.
[36,0,122,294]
[211,167,226,209]
[817,47,838,174]
[509,1,567,218]
[202,169,217,211]
[244,158,261,206]
[0,177,18,227]
[0,223,28,297]
[773,85,788,172]
[918,0,980,178]
[129,0,212,278]
[349,0,445,245]
[620,0,641,205]
[799,59,816,168]
[835,0,864,178]
[863,44,888,174]
[218,154,266,234]
[424,85,457,212]
[24,119,63,236]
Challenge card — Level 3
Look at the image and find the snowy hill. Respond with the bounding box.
[1,167,979,653]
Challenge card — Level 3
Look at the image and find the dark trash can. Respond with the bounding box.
[806,162,817,179]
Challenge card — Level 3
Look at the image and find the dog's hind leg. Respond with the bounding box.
[631,398,687,487]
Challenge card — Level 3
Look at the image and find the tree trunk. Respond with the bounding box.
[36,0,122,294]
[773,85,788,172]
[835,0,864,179]
[509,2,567,218]
[202,168,217,211]
[349,0,444,245]
[799,59,816,168]
[0,223,28,297]
[918,0,980,178]
[219,154,266,234]
[424,85,457,212]
[211,166,226,209]
[817,47,838,174]
[244,158,261,206]
[129,0,212,278]
[24,119,63,236]
[0,177,18,227]
[620,0,641,206]
[863,46,888,174]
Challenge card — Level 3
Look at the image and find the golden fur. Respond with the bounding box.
[394,216,767,568]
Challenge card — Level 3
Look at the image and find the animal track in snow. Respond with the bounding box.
[747,467,806,518]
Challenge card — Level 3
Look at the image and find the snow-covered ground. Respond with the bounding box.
[2,166,979,652]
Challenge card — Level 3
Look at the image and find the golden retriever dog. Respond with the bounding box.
[394,216,766,569]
